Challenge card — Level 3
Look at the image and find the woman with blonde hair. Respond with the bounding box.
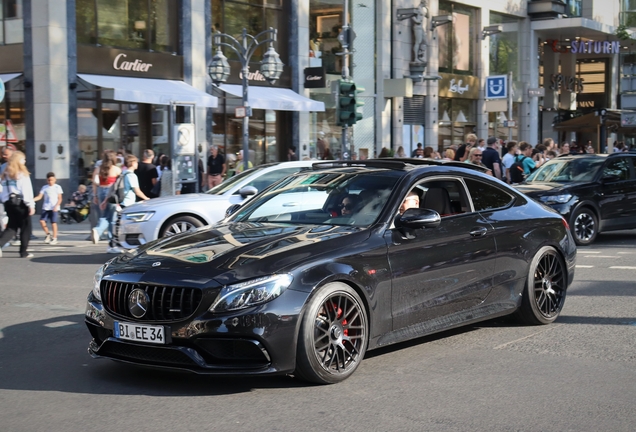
[443,148,455,160]
[0,151,35,258]
[90,150,122,247]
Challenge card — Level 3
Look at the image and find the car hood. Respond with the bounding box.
[515,182,584,197]
[110,222,365,285]
[121,193,226,212]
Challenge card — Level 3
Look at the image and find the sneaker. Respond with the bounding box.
[91,228,99,244]
[0,248,2,258]
[44,234,52,244]
[107,246,123,254]
[12,239,20,246]
[22,253,34,258]
[50,238,58,245]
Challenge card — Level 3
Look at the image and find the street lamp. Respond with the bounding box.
[208,28,283,170]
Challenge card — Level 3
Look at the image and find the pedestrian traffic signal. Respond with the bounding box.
[336,79,357,126]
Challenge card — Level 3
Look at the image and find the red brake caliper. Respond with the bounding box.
[330,301,348,337]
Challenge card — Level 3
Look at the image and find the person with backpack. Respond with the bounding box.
[99,154,150,253]
[502,141,518,183]
[510,142,545,184]
[90,150,121,248]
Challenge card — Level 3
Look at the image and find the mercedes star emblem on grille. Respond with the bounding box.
[128,289,150,318]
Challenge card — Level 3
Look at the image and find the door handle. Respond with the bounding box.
[469,227,488,237]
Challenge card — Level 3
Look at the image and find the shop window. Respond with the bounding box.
[438,98,476,152]
[76,0,178,53]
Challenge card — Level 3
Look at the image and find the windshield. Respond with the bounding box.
[526,157,604,183]
[232,170,401,227]
[205,165,273,195]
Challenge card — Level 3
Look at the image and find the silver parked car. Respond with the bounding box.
[116,160,314,249]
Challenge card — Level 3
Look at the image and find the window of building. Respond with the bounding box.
[622,0,636,26]
[438,98,476,151]
[1,0,23,44]
[0,77,25,151]
[488,12,519,77]
[76,0,178,53]
[438,1,475,75]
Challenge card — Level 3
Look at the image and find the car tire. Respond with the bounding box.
[295,282,368,384]
[570,207,598,246]
[160,215,205,238]
[515,246,567,325]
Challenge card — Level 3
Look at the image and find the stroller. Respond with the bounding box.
[60,191,91,224]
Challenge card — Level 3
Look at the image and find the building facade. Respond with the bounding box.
[0,0,633,194]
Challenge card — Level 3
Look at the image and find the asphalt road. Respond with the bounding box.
[1,222,635,432]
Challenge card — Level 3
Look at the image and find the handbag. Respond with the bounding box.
[8,192,24,207]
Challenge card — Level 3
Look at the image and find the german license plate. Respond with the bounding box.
[114,321,165,344]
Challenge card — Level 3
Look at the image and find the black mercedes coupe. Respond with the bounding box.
[85,160,577,384]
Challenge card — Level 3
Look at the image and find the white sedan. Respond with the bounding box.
[116,160,314,249]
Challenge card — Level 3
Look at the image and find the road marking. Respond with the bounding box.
[609,266,636,270]
[579,250,601,253]
[583,255,617,258]
[494,326,558,350]
[576,265,594,268]
[617,252,635,254]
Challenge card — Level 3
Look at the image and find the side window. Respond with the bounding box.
[242,168,300,193]
[464,178,514,211]
[603,158,630,180]
[415,179,468,217]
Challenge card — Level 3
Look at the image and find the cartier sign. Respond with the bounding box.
[78,46,183,80]
[304,67,326,88]
[113,54,153,72]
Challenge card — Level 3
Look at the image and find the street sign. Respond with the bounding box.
[485,75,507,99]
[503,120,517,128]
[235,106,246,118]
[621,112,636,127]
[528,87,545,97]
[0,79,4,103]
[0,120,18,143]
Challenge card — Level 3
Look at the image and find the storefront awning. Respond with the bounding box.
[78,74,218,107]
[215,84,325,112]
[0,73,21,83]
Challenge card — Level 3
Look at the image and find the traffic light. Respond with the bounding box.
[354,84,365,124]
[336,79,357,126]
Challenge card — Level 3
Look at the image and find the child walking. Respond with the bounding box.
[34,172,63,244]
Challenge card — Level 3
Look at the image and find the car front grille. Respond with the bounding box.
[101,280,203,322]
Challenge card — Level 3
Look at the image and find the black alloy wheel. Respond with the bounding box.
[571,207,598,246]
[295,283,368,384]
[516,246,567,325]
[160,215,205,238]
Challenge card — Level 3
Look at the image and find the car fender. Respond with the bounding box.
[151,202,231,240]
[569,199,601,224]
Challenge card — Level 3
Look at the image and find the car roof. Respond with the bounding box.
[312,158,490,173]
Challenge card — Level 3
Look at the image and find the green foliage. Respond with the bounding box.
[616,24,633,41]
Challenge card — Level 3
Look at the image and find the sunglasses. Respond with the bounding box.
[339,203,354,211]
[473,154,483,157]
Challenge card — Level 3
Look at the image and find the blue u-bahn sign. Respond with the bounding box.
[485,75,507,99]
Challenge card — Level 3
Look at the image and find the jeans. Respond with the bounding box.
[94,187,117,246]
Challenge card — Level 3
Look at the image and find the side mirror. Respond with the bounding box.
[238,185,258,198]
[601,174,621,183]
[225,204,241,218]
[395,208,441,229]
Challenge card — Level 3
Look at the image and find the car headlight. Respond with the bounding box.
[209,274,293,313]
[92,266,105,301]
[539,194,572,204]
[124,211,155,222]
[92,259,115,301]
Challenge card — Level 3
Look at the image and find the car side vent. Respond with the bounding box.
[101,281,203,322]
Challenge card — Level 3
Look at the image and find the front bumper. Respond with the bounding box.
[85,288,309,375]
[116,214,162,249]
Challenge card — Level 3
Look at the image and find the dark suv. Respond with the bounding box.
[515,152,636,245]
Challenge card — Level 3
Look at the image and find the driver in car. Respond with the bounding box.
[340,194,360,216]
[399,191,420,214]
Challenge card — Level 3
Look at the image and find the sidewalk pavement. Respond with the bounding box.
[29,214,93,244]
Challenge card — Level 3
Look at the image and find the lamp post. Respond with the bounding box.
[208,28,283,170]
